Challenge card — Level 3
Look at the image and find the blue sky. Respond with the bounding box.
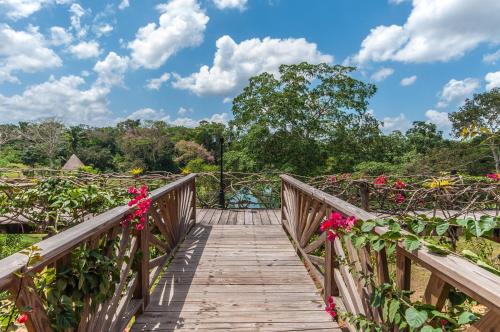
[0,0,499,135]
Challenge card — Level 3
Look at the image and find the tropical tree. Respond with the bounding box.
[449,88,500,172]
[230,62,378,174]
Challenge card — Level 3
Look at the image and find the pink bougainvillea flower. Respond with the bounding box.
[325,296,337,318]
[374,175,387,186]
[394,179,407,189]
[16,313,28,324]
[395,193,405,204]
[486,173,500,181]
[327,230,338,241]
[320,212,356,241]
[124,185,151,231]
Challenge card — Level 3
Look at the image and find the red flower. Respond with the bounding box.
[394,179,406,189]
[327,230,338,241]
[374,175,387,186]
[395,193,405,204]
[124,185,151,231]
[329,175,337,183]
[16,313,28,324]
[325,296,337,318]
[486,173,500,181]
[320,212,357,241]
[440,319,447,327]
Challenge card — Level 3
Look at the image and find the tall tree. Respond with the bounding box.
[406,121,443,154]
[18,120,66,168]
[449,88,500,172]
[230,62,378,174]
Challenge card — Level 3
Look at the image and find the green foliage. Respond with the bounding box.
[1,177,126,232]
[0,234,44,259]
[230,62,378,174]
[354,161,399,176]
[36,242,120,331]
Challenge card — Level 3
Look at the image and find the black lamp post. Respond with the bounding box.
[218,136,225,209]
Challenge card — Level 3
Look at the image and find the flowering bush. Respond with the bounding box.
[373,175,387,186]
[123,185,152,231]
[486,173,500,181]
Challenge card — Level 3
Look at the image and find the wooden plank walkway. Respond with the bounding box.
[196,208,282,225]
[131,210,340,331]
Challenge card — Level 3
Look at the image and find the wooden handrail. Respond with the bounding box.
[0,173,197,332]
[280,174,500,330]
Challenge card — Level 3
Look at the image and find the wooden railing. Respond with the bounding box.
[280,174,500,331]
[0,174,196,332]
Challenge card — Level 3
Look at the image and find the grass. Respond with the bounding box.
[0,234,45,260]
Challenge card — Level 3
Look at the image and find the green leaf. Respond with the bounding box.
[410,220,426,235]
[435,222,449,236]
[371,239,385,252]
[476,260,500,276]
[421,326,441,332]
[425,243,448,255]
[403,237,421,252]
[457,312,477,325]
[404,307,427,328]
[353,235,366,248]
[388,299,400,323]
[361,221,376,233]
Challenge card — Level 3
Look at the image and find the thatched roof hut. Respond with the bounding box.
[62,154,84,171]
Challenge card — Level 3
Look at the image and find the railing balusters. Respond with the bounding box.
[0,174,197,332]
[280,174,500,331]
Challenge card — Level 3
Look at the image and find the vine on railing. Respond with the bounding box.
[321,214,490,330]
[309,174,499,217]
[0,183,154,332]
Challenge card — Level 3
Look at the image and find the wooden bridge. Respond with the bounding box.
[0,174,499,331]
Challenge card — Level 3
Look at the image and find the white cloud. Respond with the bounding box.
[93,52,129,88]
[483,50,500,64]
[145,73,170,90]
[0,52,130,125]
[173,35,333,96]
[381,113,411,134]
[69,3,88,38]
[0,75,110,124]
[400,75,417,86]
[437,78,480,108]
[94,23,113,37]
[213,0,247,10]
[177,107,192,115]
[388,0,408,4]
[128,0,209,69]
[118,0,129,10]
[352,0,500,64]
[371,67,394,82]
[0,24,62,83]
[425,109,452,133]
[485,71,500,90]
[125,107,229,127]
[49,26,72,46]
[68,40,101,59]
[0,0,72,20]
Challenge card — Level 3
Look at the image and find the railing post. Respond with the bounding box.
[325,237,339,299]
[359,181,370,212]
[280,180,285,223]
[135,215,150,312]
[191,177,197,225]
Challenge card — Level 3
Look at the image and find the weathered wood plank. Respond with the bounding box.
[132,224,339,331]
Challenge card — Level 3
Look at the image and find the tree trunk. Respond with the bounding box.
[489,141,500,173]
